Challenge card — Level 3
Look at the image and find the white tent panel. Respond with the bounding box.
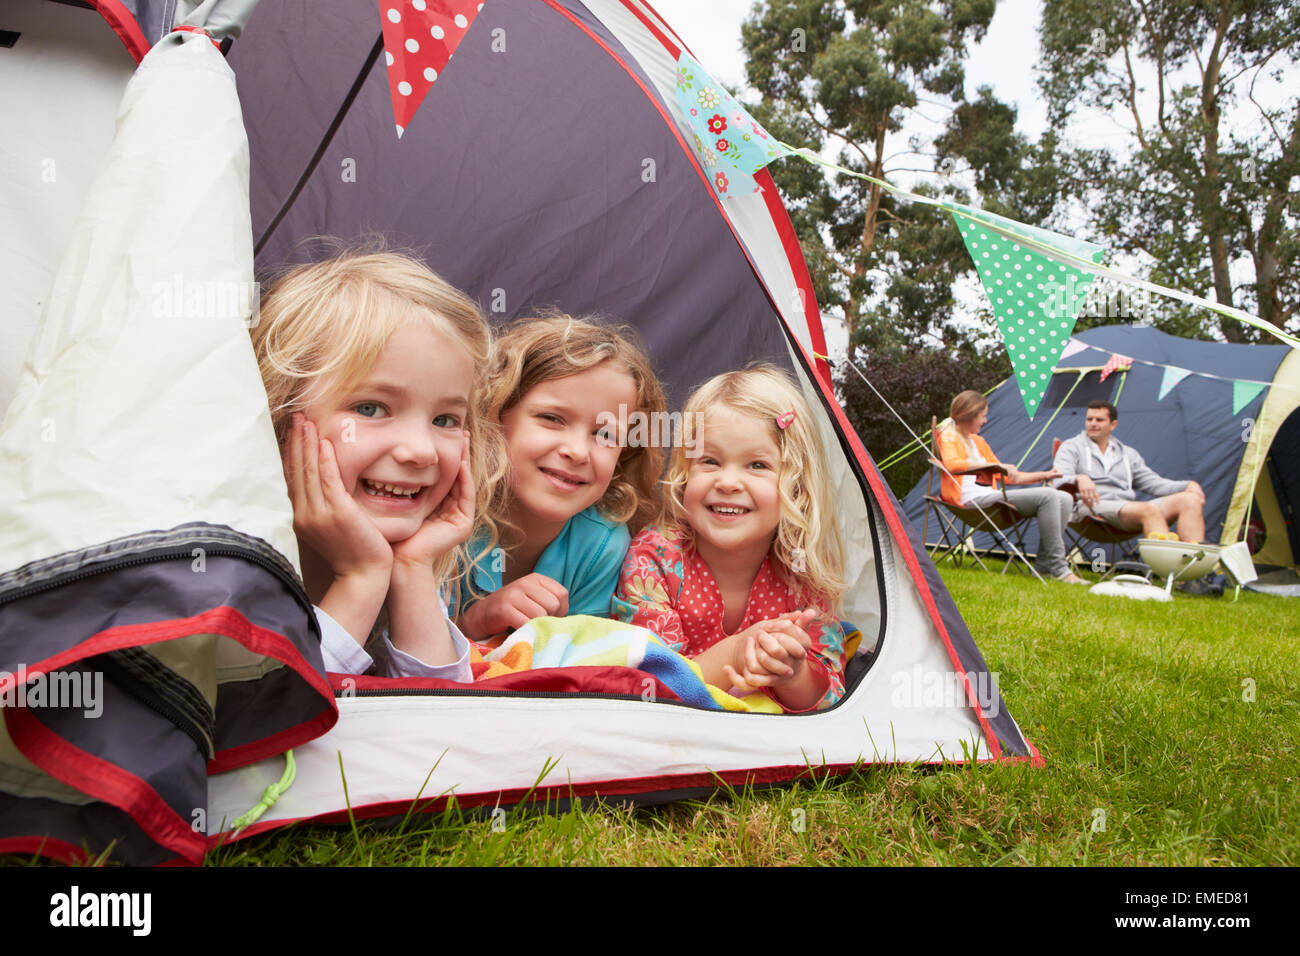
[0,0,137,413]
[0,31,298,575]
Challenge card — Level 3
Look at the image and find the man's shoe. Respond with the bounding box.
[1176,573,1225,596]
[1055,571,1088,584]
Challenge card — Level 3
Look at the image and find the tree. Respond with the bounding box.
[1039,0,1300,341]
[741,0,1014,358]
[742,2,1083,476]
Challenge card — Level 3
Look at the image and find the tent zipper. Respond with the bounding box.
[0,545,311,612]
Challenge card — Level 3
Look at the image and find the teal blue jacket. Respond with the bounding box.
[452,506,631,622]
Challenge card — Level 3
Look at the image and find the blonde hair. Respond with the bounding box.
[950,390,988,425]
[663,364,845,611]
[481,315,667,552]
[251,244,504,586]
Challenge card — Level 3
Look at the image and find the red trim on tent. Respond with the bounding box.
[540,2,789,331]
[553,1,1016,758]
[6,606,326,701]
[616,1,832,389]
[0,836,90,865]
[629,0,691,54]
[618,0,680,57]
[542,2,717,204]
[207,712,338,776]
[1024,740,1045,767]
[210,749,1027,844]
[796,347,1005,756]
[0,605,337,773]
[87,0,151,63]
[4,705,206,865]
[326,666,679,700]
[755,168,832,387]
[549,1,833,392]
[170,24,222,51]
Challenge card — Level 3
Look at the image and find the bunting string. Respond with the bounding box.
[775,140,1300,352]
[1059,341,1299,393]
[672,51,1300,375]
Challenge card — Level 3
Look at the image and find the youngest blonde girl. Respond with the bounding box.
[253,249,499,677]
[613,365,847,712]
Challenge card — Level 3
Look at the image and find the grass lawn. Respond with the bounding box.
[200,564,1298,867]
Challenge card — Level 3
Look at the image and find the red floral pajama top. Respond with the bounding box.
[612,525,846,711]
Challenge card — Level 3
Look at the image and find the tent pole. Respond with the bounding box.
[1111,368,1129,406]
[1238,419,1267,544]
[1014,370,1085,469]
[877,383,1002,471]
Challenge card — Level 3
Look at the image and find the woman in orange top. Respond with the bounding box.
[938,391,1084,583]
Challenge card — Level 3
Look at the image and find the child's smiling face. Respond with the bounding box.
[303,320,473,543]
[683,406,783,565]
[501,362,638,540]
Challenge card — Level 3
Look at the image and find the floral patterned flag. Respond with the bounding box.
[379,0,483,138]
[674,52,789,198]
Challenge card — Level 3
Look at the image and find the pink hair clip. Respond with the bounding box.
[776,411,796,430]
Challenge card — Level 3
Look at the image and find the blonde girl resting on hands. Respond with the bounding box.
[253,249,499,677]
[613,365,847,712]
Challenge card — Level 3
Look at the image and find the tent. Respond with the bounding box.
[901,325,1300,570]
[1,0,1035,865]
[0,0,334,866]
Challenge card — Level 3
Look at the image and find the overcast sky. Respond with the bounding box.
[651,0,1049,132]
[647,0,1288,163]
[645,0,1294,352]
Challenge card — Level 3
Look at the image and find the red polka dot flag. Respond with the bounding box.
[378,0,483,138]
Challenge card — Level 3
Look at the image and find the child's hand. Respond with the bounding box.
[285,413,392,582]
[458,573,569,639]
[775,607,821,637]
[392,432,474,570]
[722,619,811,692]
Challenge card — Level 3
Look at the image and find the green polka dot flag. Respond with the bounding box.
[950,204,1107,419]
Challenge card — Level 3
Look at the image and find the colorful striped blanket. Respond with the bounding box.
[470,615,782,713]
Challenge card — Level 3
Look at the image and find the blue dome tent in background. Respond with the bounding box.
[902,326,1300,571]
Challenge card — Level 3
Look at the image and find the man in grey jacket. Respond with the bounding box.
[1053,401,1206,541]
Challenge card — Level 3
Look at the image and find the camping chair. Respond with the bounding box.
[1051,438,1142,574]
[922,418,1033,575]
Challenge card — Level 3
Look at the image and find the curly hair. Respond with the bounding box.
[478,315,667,559]
[661,364,845,611]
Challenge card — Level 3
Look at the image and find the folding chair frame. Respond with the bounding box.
[1064,515,1141,577]
[922,418,1036,576]
[924,495,1034,574]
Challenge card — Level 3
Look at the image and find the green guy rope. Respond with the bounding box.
[231,750,296,834]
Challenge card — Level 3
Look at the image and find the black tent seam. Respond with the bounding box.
[254,34,385,256]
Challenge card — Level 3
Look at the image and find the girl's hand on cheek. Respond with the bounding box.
[285,414,392,583]
[393,432,475,570]
[459,573,569,640]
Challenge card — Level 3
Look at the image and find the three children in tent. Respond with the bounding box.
[251,248,848,712]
